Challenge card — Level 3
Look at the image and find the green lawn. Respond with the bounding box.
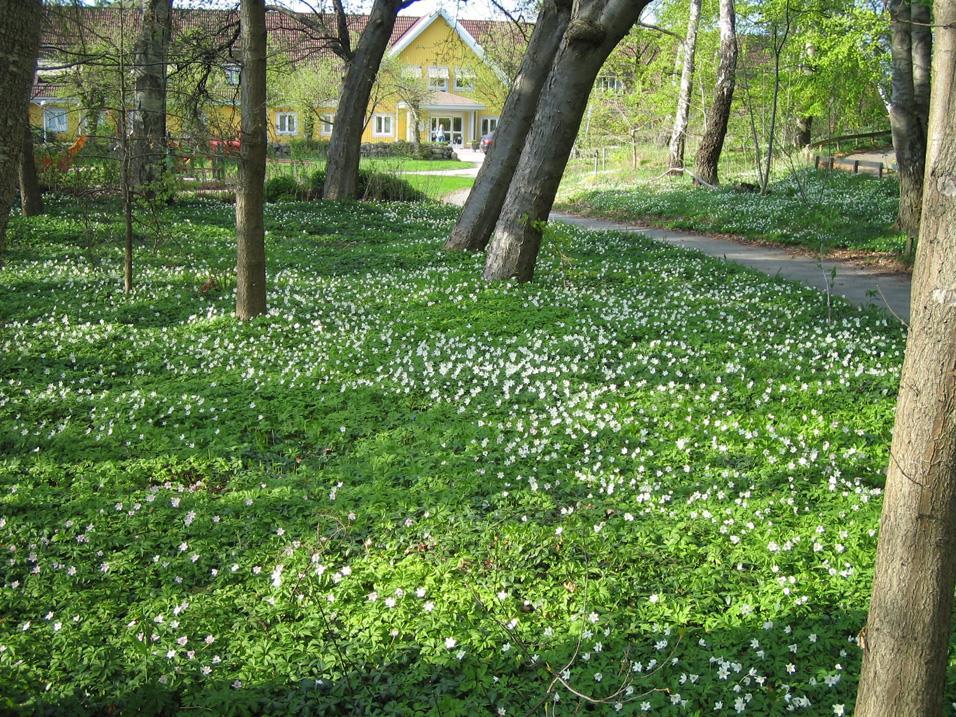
[404,174,475,200]
[558,168,906,256]
[0,196,935,715]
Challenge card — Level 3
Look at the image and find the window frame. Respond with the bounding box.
[372,113,395,138]
[480,116,498,136]
[454,67,476,92]
[427,66,449,92]
[43,108,68,134]
[319,114,334,136]
[596,74,626,92]
[224,64,241,86]
[275,111,298,136]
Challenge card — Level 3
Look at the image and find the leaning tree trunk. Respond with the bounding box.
[888,0,927,253]
[694,0,737,187]
[19,99,43,218]
[323,0,411,200]
[483,0,651,282]
[855,3,956,712]
[444,0,572,252]
[667,0,702,173]
[235,0,268,319]
[131,0,173,191]
[0,0,42,259]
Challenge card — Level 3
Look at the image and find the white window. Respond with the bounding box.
[454,67,475,92]
[275,112,298,135]
[225,64,240,86]
[372,113,394,137]
[402,65,422,79]
[320,114,333,135]
[427,66,449,91]
[480,117,498,136]
[43,108,68,134]
[596,74,626,92]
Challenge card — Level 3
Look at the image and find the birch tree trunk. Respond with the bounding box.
[667,0,702,173]
[855,4,956,712]
[483,0,650,282]
[0,0,42,259]
[888,0,927,251]
[444,0,572,252]
[323,0,413,200]
[131,0,173,191]
[19,104,43,218]
[235,0,268,319]
[694,0,737,187]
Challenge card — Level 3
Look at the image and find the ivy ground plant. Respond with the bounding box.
[0,196,943,715]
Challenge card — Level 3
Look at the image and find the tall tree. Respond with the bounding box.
[694,0,737,186]
[131,0,173,190]
[322,0,419,200]
[0,0,43,260]
[19,104,43,219]
[235,0,267,319]
[482,0,651,282]
[444,0,572,252]
[887,0,932,254]
[855,2,956,712]
[667,0,702,173]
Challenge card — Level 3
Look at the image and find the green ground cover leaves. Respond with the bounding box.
[0,196,929,715]
[560,170,905,256]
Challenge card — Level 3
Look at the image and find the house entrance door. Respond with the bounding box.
[430,116,464,146]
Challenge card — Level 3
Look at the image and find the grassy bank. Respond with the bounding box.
[558,169,905,256]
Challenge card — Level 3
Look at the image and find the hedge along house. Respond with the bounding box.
[30,6,512,150]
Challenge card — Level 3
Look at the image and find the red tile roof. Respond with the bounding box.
[40,6,514,66]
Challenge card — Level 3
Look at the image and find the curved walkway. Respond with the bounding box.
[436,150,912,322]
[551,212,912,322]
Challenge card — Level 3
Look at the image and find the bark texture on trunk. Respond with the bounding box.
[235,0,268,319]
[131,0,173,190]
[911,0,932,136]
[667,0,702,172]
[694,0,737,187]
[323,0,404,200]
[19,114,43,217]
[0,0,42,256]
[795,115,812,148]
[444,0,572,252]
[483,0,650,282]
[888,0,928,249]
[855,5,956,712]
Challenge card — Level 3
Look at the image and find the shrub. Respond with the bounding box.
[357,169,427,202]
[308,168,426,202]
[264,175,301,203]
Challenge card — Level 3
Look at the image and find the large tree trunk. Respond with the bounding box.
[911,0,931,136]
[795,115,812,148]
[19,110,43,217]
[0,0,42,260]
[323,0,409,200]
[131,0,173,190]
[235,0,268,319]
[855,3,956,712]
[444,0,572,252]
[694,0,737,187]
[667,0,702,173]
[483,0,650,282]
[888,0,928,253]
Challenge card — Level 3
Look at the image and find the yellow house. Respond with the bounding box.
[31,8,508,151]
